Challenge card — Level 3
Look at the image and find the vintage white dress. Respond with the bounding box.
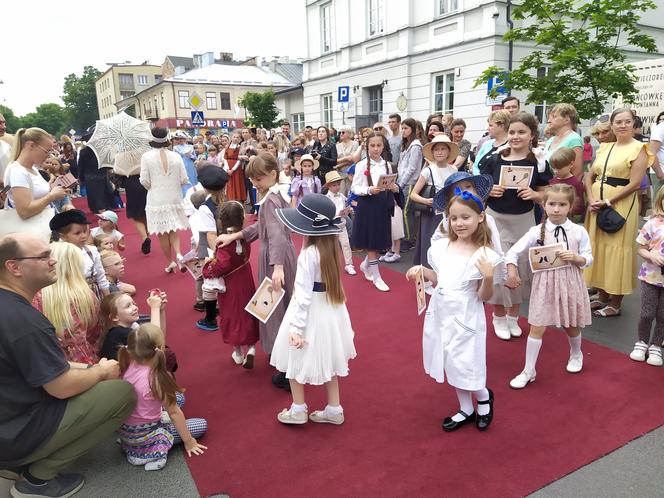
[423,238,501,391]
[139,149,189,235]
[270,245,356,385]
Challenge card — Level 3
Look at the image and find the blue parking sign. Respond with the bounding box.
[338,86,350,103]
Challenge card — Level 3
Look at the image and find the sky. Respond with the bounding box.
[0,1,307,116]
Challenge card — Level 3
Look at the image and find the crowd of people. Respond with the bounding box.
[1,100,663,498]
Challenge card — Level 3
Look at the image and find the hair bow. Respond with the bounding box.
[312,213,343,229]
[453,187,485,212]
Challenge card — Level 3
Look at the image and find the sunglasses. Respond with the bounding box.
[373,127,384,131]
[589,114,610,126]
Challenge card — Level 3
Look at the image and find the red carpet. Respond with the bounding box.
[78,200,664,497]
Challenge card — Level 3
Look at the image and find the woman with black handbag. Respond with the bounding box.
[584,108,654,317]
[411,135,458,267]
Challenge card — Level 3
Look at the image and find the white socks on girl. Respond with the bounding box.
[524,337,542,375]
[363,257,390,292]
[511,333,584,388]
[452,389,474,421]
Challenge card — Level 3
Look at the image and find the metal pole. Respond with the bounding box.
[507,0,514,96]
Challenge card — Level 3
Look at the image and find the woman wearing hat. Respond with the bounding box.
[290,154,322,207]
[270,193,356,425]
[172,131,197,195]
[410,135,458,267]
[140,128,190,273]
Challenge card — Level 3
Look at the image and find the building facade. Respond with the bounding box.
[95,64,163,120]
[302,0,664,142]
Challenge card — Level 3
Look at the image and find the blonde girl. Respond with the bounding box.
[100,249,136,295]
[94,233,114,252]
[271,194,356,425]
[505,184,592,389]
[36,241,100,364]
[216,153,297,388]
[407,190,501,432]
[118,324,207,471]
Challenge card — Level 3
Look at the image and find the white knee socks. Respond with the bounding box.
[524,337,543,375]
[568,334,582,356]
[474,388,490,416]
[452,388,474,421]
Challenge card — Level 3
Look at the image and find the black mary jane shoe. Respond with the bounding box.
[475,388,494,431]
[442,410,475,432]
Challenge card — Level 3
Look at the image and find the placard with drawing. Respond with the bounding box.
[376,173,397,190]
[499,165,533,190]
[415,266,427,315]
[528,243,570,273]
[245,277,286,324]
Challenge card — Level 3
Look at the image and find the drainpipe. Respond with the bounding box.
[507,0,514,96]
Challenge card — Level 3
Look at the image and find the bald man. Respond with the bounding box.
[0,233,136,498]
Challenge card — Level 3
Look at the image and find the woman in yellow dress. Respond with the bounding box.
[584,108,654,317]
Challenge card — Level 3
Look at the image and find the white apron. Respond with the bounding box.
[422,239,501,391]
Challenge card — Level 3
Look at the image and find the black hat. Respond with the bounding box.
[198,164,229,191]
[49,209,91,231]
[276,193,342,236]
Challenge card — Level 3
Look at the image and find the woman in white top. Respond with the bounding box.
[3,128,68,240]
[140,127,190,273]
[335,125,359,171]
[410,135,458,267]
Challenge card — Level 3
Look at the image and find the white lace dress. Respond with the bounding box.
[140,149,189,235]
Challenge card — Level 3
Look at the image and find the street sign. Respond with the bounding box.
[191,111,205,126]
[338,86,350,103]
[189,92,202,110]
[69,128,76,136]
[486,73,507,106]
[337,102,349,112]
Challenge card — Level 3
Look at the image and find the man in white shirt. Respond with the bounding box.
[387,114,402,167]
[0,113,12,189]
[649,121,664,195]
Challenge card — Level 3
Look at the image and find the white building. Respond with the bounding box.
[302,0,664,142]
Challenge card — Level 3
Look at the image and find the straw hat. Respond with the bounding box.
[422,134,459,164]
[324,170,343,186]
[294,153,320,171]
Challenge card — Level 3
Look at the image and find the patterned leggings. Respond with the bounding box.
[638,281,664,346]
[166,392,207,444]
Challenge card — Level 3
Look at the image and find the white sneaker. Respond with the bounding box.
[383,252,401,263]
[566,353,583,373]
[277,408,308,425]
[510,370,536,389]
[630,341,648,362]
[359,259,373,281]
[492,314,511,341]
[344,264,357,275]
[379,252,393,262]
[373,278,390,292]
[231,350,244,365]
[507,315,522,337]
[646,345,663,366]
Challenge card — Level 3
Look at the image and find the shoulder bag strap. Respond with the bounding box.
[599,144,615,201]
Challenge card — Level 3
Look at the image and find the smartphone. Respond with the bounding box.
[0,185,10,195]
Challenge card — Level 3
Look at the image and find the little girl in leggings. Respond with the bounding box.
[118,324,207,470]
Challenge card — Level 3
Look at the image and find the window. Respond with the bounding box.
[321,2,332,53]
[220,92,231,110]
[137,75,149,86]
[120,91,133,100]
[118,73,133,87]
[292,113,305,133]
[534,66,549,126]
[155,75,162,83]
[367,85,383,114]
[178,90,189,109]
[368,0,384,37]
[206,92,217,109]
[433,72,455,114]
[161,92,165,110]
[437,0,458,16]
[321,94,333,128]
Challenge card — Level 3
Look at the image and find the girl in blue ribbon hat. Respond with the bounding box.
[270,193,357,426]
[407,185,502,433]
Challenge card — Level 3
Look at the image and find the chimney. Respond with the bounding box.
[193,53,202,68]
[201,52,214,67]
[219,52,233,62]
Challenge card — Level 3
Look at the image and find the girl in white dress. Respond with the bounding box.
[407,188,501,432]
[271,193,356,425]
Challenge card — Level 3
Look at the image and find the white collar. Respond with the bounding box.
[545,218,574,231]
[257,183,289,205]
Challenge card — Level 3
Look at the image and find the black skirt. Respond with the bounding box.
[351,192,392,251]
[124,175,147,220]
[84,176,116,213]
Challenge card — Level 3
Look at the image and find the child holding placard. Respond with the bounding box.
[505,184,592,389]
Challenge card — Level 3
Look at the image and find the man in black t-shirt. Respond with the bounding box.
[0,233,136,498]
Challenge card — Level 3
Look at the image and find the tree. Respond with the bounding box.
[62,65,102,132]
[474,0,658,119]
[21,103,69,136]
[239,90,279,129]
[0,104,22,133]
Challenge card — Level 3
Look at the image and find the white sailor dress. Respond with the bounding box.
[422,238,501,391]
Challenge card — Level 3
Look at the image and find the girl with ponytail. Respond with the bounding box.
[117,323,208,471]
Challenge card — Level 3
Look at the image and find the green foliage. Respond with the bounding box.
[62,65,102,131]
[474,0,658,119]
[239,90,279,129]
[0,105,23,133]
[21,103,69,136]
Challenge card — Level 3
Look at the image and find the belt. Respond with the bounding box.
[313,282,326,292]
[604,177,629,187]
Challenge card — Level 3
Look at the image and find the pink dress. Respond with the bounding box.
[506,219,593,328]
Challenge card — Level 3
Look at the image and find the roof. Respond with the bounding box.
[274,63,303,85]
[167,64,293,87]
[165,56,195,70]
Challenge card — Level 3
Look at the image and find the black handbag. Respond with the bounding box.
[596,144,635,233]
[411,167,436,212]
